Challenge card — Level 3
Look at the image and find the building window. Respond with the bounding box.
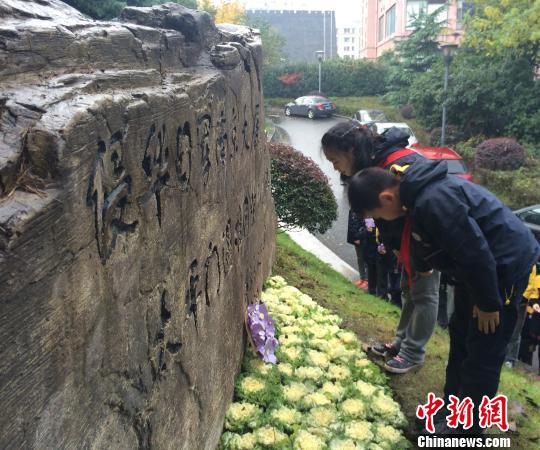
[407,0,447,29]
[351,37,355,43]
[344,37,350,42]
[385,5,396,37]
[344,46,350,51]
[378,15,384,42]
[457,1,474,28]
[351,46,355,52]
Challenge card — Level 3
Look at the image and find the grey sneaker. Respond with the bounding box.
[371,342,399,358]
[384,355,422,374]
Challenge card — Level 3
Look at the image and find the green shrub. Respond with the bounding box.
[429,126,465,146]
[269,143,337,233]
[475,138,526,171]
[263,60,388,99]
[400,104,415,119]
[474,167,540,209]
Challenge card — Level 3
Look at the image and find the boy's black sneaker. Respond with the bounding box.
[370,342,399,358]
[384,355,422,374]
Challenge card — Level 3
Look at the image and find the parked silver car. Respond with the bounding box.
[514,204,540,243]
[352,109,388,125]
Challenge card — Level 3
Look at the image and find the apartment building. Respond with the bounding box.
[359,0,473,59]
[336,23,362,59]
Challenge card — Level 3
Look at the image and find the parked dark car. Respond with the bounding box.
[284,96,336,119]
[514,205,540,243]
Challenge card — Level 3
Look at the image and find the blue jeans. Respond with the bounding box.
[393,270,441,364]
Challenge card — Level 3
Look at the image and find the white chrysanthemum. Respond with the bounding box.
[267,275,287,288]
[298,293,316,306]
[340,398,366,418]
[355,379,379,397]
[250,358,272,375]
[326,343,349,361]
[296,366,325,381]
[271,406,302,425]
[277,362,294,377]
[310,338,330,352]
[308,407,337,428]
[254,426,288,446]
[377,425,403,444]
[281,333,304,347]
[229,432,257,450]
[239,376,265,394]
[362,368,374,378]
[226,402,259,422]
[321,381,345,400]
[337,330,358,344]
[372,393,401,416]
[344,420,374,442]
[280,285,304,299]
[293,430,326,450]
[261,291,279,304]
[274,303,293,316]
[281,346,302,362]
[354,358,371,368]
[282,325,302,335]
[304,392,332,407]
[328,364,351,381]
[329,438,358,450]
[310,324,330,339]
[307,350,330,368]
[283,382,311,403]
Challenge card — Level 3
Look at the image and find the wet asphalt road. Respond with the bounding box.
[275,114,358,270]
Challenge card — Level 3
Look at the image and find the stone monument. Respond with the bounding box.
[0,1,275,448]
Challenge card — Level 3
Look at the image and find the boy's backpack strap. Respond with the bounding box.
[376,148,417,169]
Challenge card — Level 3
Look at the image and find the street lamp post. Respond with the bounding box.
[439,42,458,146]
[316,50,324,93]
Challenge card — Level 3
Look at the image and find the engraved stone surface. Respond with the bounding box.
[0,1,275,449]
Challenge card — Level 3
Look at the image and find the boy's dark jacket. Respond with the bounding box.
[366,128,424,251]
[400,160,540,312]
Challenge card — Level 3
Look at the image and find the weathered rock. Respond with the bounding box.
[0,1,275,449]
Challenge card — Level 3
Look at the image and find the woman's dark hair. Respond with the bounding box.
[321,121,383,172]
[348,168,399,216]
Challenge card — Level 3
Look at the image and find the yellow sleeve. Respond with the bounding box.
[523,265,540,300]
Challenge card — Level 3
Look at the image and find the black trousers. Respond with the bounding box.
[444,274,529,428]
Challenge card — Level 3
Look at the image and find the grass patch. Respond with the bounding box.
[273,231,540,449]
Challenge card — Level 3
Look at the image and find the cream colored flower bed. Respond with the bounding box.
[220,276,410,450]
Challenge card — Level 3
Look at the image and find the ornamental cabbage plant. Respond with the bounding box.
[220,276,410,450]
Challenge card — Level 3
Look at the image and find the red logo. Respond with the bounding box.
[416,393,509,433]
[479,395,509,431]
[416,392,445,433]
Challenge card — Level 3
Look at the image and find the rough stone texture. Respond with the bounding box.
[0,1,275,449]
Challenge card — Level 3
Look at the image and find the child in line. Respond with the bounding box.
[348,160,540,433]
[347,210,368,289]
[518,263,540,373]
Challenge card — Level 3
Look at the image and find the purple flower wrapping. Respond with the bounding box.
[247,303,279,364]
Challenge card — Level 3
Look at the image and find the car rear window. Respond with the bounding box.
[519,208,540,226]
[312,97,329,103]
[446,159,467,174]
[369,111,386,121]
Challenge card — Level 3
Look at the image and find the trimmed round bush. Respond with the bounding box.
[475,138,525,171]
[269,143,337,233]
[429,125,464,146]
[400,104,415,119]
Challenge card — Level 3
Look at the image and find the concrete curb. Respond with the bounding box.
[284,228,359,282]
